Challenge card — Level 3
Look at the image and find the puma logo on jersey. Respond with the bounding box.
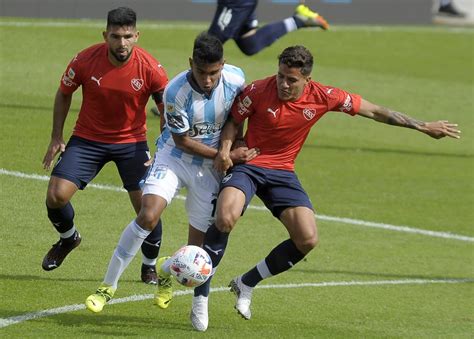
[267,108,279,118]
[91,76,102,86]
[326,88,334,94]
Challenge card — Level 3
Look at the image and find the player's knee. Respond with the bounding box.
[294,229,319,254]
[215,212,237,233]
[136,208,159,231]
[46,188,69,208]
[235,37,259,56]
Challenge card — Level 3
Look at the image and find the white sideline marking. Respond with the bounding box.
[0,20,473,34]
[1,168,473,242]
[0,278,472,328]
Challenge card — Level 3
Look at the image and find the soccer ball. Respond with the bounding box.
[169,245,212,288]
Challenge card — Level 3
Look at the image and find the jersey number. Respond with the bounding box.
[218,7,232,31]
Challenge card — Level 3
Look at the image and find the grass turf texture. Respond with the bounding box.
[0,19,473,337]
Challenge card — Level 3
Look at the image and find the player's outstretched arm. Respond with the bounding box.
[357,99,461,139]
[42,89,73,170]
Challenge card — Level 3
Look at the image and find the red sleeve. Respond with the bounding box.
[150,61,168,95]
[325,86,361,116]
[59,55,82,95]
[230,83,257,123]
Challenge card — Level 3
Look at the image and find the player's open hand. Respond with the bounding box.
[42,137,66,170]
[422,120,461,139]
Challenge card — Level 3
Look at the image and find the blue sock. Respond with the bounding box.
[46,202,75,236]
[202,223,229,267]
[236,21,288,56]
[242,239,305,287]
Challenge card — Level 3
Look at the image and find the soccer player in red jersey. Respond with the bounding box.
[41,7,169,285]
[202,45,461,320]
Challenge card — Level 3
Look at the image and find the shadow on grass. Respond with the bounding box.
[0,273,141,284]
[291,265,473,281]
[46,313,192,333]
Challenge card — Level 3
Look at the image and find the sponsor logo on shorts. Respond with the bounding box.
[131,78,144,91]
[222,173,232,184]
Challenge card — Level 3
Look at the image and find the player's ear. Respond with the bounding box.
[135,30,140,42]
[102,31,107,41]
[189,57,193,69]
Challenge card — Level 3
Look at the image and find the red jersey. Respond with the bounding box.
[60,43,168,143]
[231,76,361,171]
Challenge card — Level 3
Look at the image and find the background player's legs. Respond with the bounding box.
[234,4,328,56]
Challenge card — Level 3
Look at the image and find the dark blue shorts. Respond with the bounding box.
[208,1,259,42]
[51,136,150,191]
[220,164,314,219]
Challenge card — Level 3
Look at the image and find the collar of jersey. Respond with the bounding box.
[186,70,221,99]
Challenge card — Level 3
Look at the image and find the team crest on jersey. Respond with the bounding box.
[166,103,175,113]
[131,78,144,91]
[303,108,316,121]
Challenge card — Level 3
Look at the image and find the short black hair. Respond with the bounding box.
[107,7,136,28]
[278,46,313,76]
[192,32,223,65]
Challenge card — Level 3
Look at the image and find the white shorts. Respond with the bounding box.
[142,150,221,232]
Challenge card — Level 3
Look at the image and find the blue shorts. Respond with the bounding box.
[51,136,150,191]
[208,1,259,42]
[220,164,314,219]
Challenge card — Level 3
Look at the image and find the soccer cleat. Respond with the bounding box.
[294,4,329,30]
[41,232,82,271]
[141,264,158,285]
[190,295,209,332]
[85,284,115,313]
[229,276,253,320]
[154,256,173,309]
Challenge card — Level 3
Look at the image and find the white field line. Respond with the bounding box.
[0,278,472,328]
[1,168,473,242]
[0,20,473,34]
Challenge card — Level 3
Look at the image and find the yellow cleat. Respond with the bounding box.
[154,256,173,309]
[85,284,115,313]
[294,4,329,30]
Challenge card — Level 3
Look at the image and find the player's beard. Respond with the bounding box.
[110,47,133,63]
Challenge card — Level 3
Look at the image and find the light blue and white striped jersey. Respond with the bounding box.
[156,64,245,167]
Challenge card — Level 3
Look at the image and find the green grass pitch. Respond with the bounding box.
[0,18,473,337]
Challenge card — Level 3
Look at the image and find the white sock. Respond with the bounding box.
[161,256,172,274]
[59,225,76,239]
[283,17,298,32]
[104,220,151,289]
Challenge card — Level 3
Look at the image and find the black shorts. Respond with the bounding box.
[51,136,150,191]
[208,1,259,42]
[220,164,314,219]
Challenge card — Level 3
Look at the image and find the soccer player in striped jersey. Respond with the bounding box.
[204,45,460,321]
[86,33,259,331]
